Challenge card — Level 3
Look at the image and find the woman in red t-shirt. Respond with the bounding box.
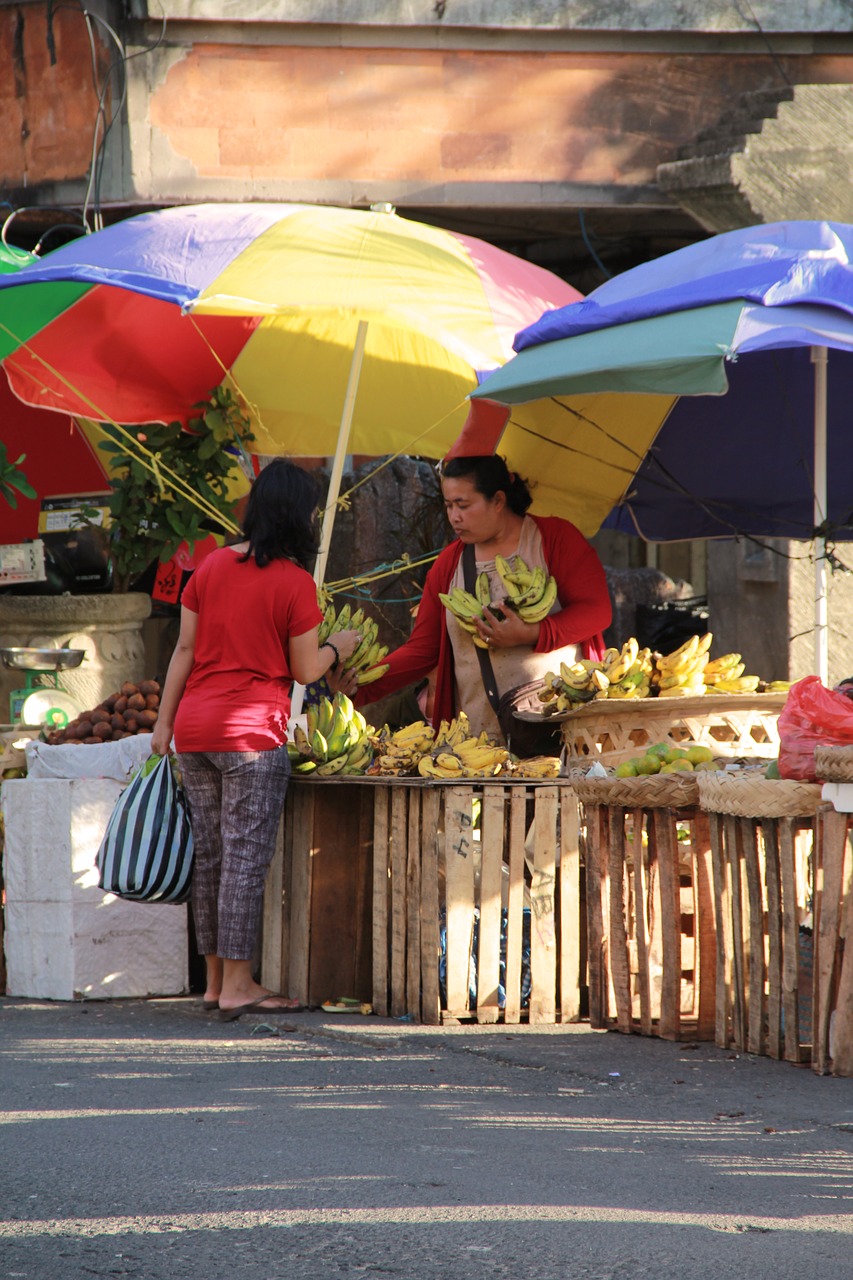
[151,460,360,1021]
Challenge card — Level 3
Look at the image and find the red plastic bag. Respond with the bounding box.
[777,675,853,781]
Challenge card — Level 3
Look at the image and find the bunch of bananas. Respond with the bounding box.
[493,554,558,624]
[367,720,437,776]
[289,692,375,776]
[417,714,511,779]
[651,632,713,698]
[438,587,491,648]
[317,596,390,686]
[538,639,653,710]
[439,554,559,648]
[512,755,562,778]
[701,651,762,693]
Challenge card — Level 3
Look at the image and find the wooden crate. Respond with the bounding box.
[261,777,585,1025]
[260,780,375,1008]
[697,774,821,1063]
[560,691,787,767]
[370,780,585,1026]
[576,774,716,1041]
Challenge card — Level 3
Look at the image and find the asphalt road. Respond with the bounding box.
[2,997,853,1279]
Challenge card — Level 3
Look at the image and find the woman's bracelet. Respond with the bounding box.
[323,640,341,667]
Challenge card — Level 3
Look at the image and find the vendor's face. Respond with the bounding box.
[442,476,504,543]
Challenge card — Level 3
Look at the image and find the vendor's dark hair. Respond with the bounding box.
[240,458,320,570]
[441,455,532,515]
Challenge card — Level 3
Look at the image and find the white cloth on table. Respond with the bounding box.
[24,735,155,781]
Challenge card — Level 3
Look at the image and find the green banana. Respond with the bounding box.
[310,729,329,762]
[475,571,492,609]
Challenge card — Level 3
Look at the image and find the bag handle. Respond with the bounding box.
[461,542,501,717]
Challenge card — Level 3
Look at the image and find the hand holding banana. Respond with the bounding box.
[474,601,540,649]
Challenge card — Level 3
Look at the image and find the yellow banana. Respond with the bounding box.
[518,576,558,623]
[357,663,390,686]
[435,752,464,773]
[293,724,314,757]
[714,675,761,693]
[590,668,610,693]
[514,756,561,778]
[311,729,330,760]
[657,685,705,699]
[657,634,700,671]
[316,755,348,777]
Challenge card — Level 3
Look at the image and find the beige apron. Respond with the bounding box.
[446,516,580,741]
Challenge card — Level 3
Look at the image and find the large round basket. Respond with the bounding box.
[696,772,825,818]
[814,744,853,782]
[573,772,699,810]
[560,691,786,768]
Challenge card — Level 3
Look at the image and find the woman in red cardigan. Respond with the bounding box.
[357,455,611,743]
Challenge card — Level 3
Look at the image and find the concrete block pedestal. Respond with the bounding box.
[2,778,188,1000]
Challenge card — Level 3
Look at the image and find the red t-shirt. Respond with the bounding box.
[174,547,322,752]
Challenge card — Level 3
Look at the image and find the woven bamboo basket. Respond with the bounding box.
[574,771,699,810]
[696,772,825,818]
[814,744,853,782]
[560,691,786,768]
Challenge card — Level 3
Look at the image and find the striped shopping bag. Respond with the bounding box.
[97,753,194,903]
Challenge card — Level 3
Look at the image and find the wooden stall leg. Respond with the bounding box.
[777,816,804,1064]
[607,806,632,1034]
[743,819,766,1057]
[406,789,422,1021]
[691,811,716,1042]
[477,785,506,1024]
[371,786,390,1017]
[443,786,477,1019]
[709,813,732,1049]
[390,788,409,1019]
[288,784,314,1008]
[530,787,558,1024]
[419,789,442,1026]
[762,820,783,1060]
[260,812,286,995]
[724,815,746,1051]
[828,818,853,1077]
[559,787,582,1023]
[813,808,848,1074]
[503,787,527,1026]
[632,808,652,1037]
[584,804,610,1029]
[654,807,681,1041]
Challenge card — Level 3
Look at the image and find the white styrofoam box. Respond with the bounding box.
[2,777,188,1001]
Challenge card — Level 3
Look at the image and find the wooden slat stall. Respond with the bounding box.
[262,777,586,1025]
[575,772,715,1042]
[695,773,822,1064]
[370,779,585,1025]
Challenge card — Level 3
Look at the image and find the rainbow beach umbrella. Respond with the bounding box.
[0,202,579,580]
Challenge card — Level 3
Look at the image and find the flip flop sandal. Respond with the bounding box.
[218,994,307,1023]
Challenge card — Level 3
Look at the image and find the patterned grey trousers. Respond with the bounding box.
[177,745,291,961]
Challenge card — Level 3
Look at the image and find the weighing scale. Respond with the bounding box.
[0,647,87,729]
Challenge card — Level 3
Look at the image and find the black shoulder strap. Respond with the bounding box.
[461,542,501,716]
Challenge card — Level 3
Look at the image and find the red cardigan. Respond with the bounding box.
[359,515,611,729]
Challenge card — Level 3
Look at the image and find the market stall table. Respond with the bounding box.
[260,775,585,1025]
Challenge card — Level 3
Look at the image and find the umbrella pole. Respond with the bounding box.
[291,319,369,723]
[812,346,829,684]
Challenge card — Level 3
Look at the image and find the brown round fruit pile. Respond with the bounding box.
[47,680,161,745]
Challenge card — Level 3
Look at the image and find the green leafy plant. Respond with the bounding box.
[96,386,255,592]
[0,443,36,509]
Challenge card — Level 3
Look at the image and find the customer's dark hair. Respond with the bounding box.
[441,454,532,515]
[240,458,320,570]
